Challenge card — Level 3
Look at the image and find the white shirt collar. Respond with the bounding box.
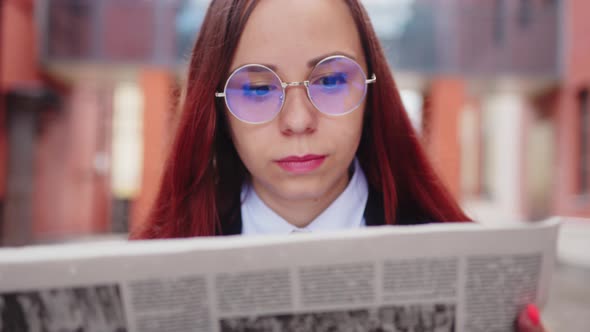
[241,158,369,235]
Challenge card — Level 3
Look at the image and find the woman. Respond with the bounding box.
[132,1,547,331]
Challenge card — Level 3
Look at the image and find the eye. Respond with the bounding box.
[242,83,278,98]
[315,72,348,91]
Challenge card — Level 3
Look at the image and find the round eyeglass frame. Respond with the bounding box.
[214,55,377,124]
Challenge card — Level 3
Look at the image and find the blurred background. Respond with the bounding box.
[2,0,587,243]
[0,0,588,329]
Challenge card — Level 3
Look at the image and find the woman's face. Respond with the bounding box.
[226,0,367,203]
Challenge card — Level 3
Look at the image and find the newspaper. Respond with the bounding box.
[0,219,560,332]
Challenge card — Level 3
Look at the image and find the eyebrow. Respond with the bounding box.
[240,51,360,72]
[306,52,359,67]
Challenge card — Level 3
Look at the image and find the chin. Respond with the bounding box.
[273,178,330,201]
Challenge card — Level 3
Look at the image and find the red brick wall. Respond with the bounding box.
[1,0,115,242]
[33,84,113,240]
[423,78,465,200]
[0,0,39,201]
[553,0,590,218]
[130,69,175,232]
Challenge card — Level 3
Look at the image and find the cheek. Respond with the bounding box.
[225,113,274,169]
[329,106,365,153]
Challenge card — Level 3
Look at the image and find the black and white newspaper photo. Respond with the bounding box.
[0,284,126,332]
[219,303,455,332]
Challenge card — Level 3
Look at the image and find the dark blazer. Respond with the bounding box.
[220,186,429,235]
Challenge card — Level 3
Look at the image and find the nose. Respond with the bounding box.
[278,85,318,136]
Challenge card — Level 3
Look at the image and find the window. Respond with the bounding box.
[493,0,506,45]
[518,0,533,28]
[48,0,93,57]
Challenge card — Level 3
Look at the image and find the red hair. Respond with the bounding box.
[132,0,470,239]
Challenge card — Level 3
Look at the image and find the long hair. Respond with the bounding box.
[132,0,470,239]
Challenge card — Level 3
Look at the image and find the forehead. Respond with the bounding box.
[230,0,366,76]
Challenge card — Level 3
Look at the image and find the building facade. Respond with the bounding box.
[0,0,588,245]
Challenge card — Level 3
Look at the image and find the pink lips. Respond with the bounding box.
[275,154,326,174]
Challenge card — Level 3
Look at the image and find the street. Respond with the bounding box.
[544,221,590,331]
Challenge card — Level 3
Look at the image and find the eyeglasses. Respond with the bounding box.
[215,55,376,124]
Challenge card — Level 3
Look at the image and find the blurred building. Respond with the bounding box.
[0,0,588,245]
